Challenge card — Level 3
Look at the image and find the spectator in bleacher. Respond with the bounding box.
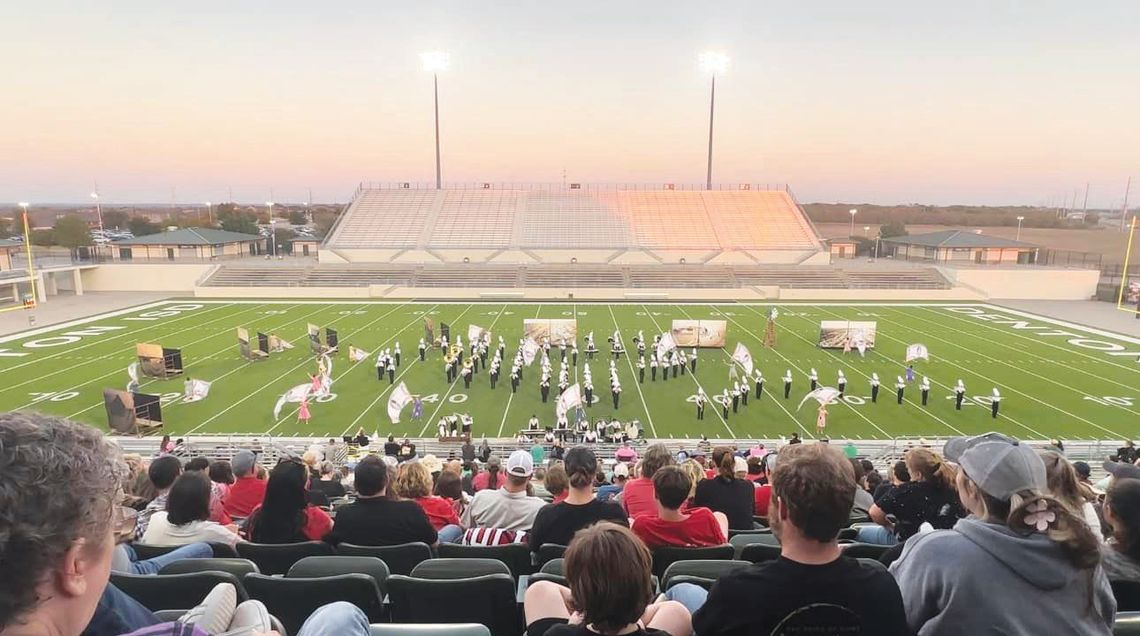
[671,442,908,635]
[692,446,756,531]
[142,472,242,547]
[184,457,232,526]
[1103,478,1140,581]
[615,442,638,464]
[631,465,726,549]
[383,434,400,457]
[1041,451,1102,539]
[532,466,553,501]
[325,455,438,547]
[222,450,266,519]
[1118,440,1137,465]
[134,455,182,540]
[529,447,627,551]
[479,438,493,462]
[678,458,706,507]
[524,522,692,636]
[848,458,874,523]
[743,456,764,482]
[531,440,546,466]
[392,461,464,543]
[859,447,962,545]
[435,469,470,520]
[245,460,332,543]
[890,433,1115,635]
[311,460,347,500]
[874,460,910,502]
[545,462,570,504]
[596,462,629,502]
[472,454,507,492]
[622,443,674,518]
[462,438,476,463]
[462,450,545,532]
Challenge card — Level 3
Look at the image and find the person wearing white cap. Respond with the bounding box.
[921,376,931,406]
[870,372,880,403]
[461,449,545,532]
[809,368,818,391]
[955,379,966,410]
[890,432,1114,636]
[837,370,846,397]
[991,388,1001,419]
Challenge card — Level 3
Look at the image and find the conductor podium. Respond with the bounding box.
[136,343,183,378]
[103,389,163,435]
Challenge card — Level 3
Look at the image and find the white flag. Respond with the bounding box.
[731,342,754,376]
[273,383,312,420]
[797,386,842,411]
[656,332,677,359]
[523,337,540,366]
[183,379,212,403]
[556,383,583,420]
[905,343,929,362]
[126,362,140,392]
[387,382,414,424]
[468,324,489,345]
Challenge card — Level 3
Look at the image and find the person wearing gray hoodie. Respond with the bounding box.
[890,432,1115,635]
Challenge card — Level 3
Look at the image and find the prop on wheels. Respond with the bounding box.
[237,327,269,361]
[136,343,183,379]
[103,388,163,435]
[308,323,339,355]
[818,320,877,357]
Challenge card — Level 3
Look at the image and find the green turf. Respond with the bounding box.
[1,299,1138,441]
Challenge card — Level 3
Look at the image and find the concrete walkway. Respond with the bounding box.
[0,292,173,337]
[992,299,1140,338]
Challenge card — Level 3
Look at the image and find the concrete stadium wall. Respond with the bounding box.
[489,250,539,264]
[83,264,215,292]
[938,267,1100,300]
[777,288,984,301]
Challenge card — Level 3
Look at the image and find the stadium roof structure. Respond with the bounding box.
[112,228,261,246]
[881,230,1037,249]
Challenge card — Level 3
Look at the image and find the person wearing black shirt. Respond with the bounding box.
[673,443,909,636]
[383,435,400,457]
[310,461,347,500]
[692,447,755,530]
[324,455,438,547]
[461,440,476,463]
[529,447,627,551]
[861,447,963,544]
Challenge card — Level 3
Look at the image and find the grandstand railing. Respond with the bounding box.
[357,182,791,192]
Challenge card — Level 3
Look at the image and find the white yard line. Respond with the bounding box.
[606,304,656,437]
[191,301,412,435]
[0,299,176,345]
[674,305,811,439]
[641,304,733,437]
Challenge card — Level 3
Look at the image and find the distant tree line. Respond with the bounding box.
[804,203,1099,230]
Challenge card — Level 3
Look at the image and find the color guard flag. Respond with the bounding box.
[556,383,583,420]
[388,382,414,424]
[273,383,311,420]
[731,342,754,376]
[656,332,677,359]
[126,362,140,393]
[183,379,211,402]
[468,324,490,344]
[905,343,929,362]
[523,337,540,366]
[797,387,842,411]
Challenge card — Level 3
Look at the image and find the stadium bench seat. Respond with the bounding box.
[386,574,521,636]
[661,559,751,591]
[438,542,532,579]
[739,543,783,564]
[337,542,434,576]
[535,543,567,568]
[650,545,734,578]
[244,573,385,635]
[111,571,247,612]
[840,542,891,560]
[236,541,333,576]
[1113,580,1140,612]
[288,555,390,596]
[369,625,491,636]
[131,542,239,560]
[411,558,511,580]
[158,558,260,578]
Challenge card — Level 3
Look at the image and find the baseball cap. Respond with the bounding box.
[506,449,535,477]
[943,432,1045,500]
[231,450,257,477]
[421,454,443,474]
[1103,460,1140,481]
[733,456,749,474]
[1073,461,1091,480]
[613,463,630,478]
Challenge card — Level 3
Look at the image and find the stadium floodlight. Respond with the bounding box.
[1016,215,1026,241]
[421,51,449,190]
[849,208,858,237]
[421,51,449,73]
[863,225,870,237]
[699,51,729,191]
[205,201,213,225]
[17,202,29,210]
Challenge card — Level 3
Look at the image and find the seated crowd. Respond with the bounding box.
[3,411,1139,636]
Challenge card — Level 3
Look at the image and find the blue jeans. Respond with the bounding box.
[296,601,369,636]
[665,583,709,616]
[113,542,214,575]
[438,524,464,544]
[82,583,163,636]
[855,525,898,546]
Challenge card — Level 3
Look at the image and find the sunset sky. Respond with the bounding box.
[1,1,1137,206]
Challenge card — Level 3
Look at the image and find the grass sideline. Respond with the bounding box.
[1,299,1138,442]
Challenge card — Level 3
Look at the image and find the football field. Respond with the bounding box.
[2,299,1139,442]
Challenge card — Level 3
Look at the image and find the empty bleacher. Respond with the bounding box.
[204,267,307,287]
[520,266,628,288]
[627,265,737,288]
[327,189,437,248]
[732,266,847,289]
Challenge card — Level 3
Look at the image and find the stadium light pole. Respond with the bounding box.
[863,225,870,237]
[205,201,213,226]
[266,202,276,258]
[699,52,729,190]
[849,208,858,237]
[421,51,449,190]
[1016,215,1025,241]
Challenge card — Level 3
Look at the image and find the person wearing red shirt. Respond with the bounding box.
[632,465,728,549]
[472,455,507,492]
[393,460,465,543]
[223,450,267,519]
[622,443,674,518]
[245,460,333,543]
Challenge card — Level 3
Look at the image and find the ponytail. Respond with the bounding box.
[906,448,956,490]
[984,490,1100,571]
[713,446,735,481]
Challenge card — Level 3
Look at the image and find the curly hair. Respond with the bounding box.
[392,461,433,499]
[0,412,123,630]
